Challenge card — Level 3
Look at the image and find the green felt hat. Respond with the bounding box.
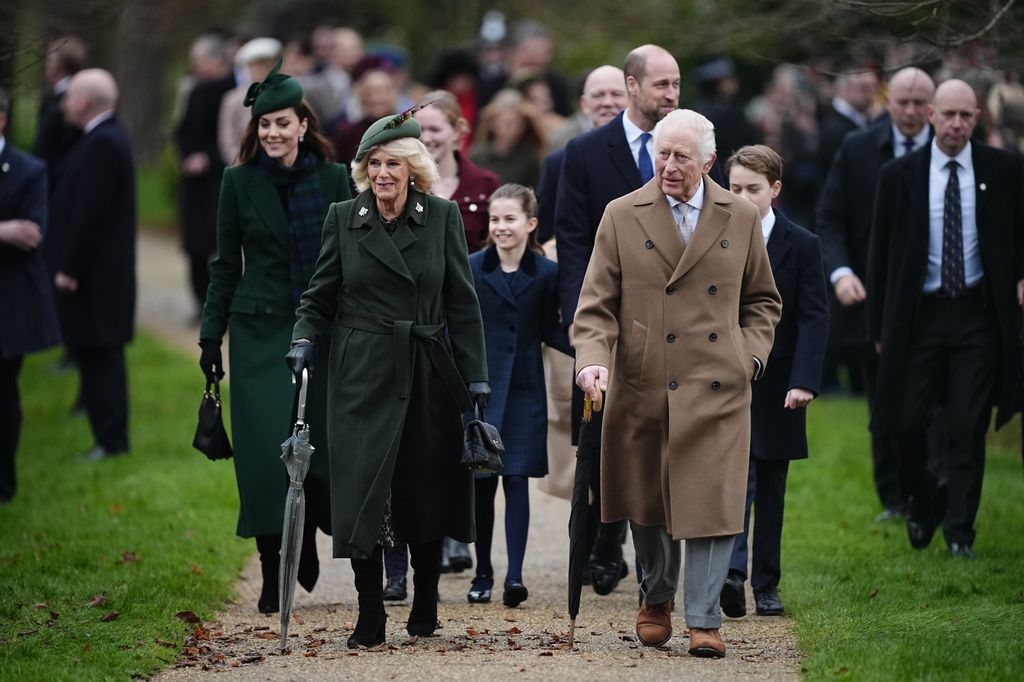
[354,111,423,162]
[243,58,304,118]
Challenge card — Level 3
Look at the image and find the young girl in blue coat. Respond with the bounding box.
[467,184,573,607]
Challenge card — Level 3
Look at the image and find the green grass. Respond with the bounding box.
[136,150,181,230]
[785,397,1024,680]
[0,335,251,681]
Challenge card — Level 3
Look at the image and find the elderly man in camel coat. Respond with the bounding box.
[574,109,781,658]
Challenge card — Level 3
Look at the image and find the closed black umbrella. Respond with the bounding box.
[567,391,602,646]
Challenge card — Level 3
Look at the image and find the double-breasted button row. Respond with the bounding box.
[669,381,678,390]
[666,333,676,343]
[708,285,718,295]
[709,332,718,342]
[711,380,721,390]
[666,285,675,295]
[645,240,654,249]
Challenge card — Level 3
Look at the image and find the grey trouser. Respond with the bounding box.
[630,522,735,629]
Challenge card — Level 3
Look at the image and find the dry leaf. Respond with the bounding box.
[175,611,201,624]
[49,611,60,621]
[190,565,203,575]
[539,651,553,657]
[121,552,140,563]
[100,611,120,622]
[34,602,49,610]
[304,651,317,657]
[89,595,107,607]
[109,503,124,514]
[253,631,278,640]
[293,613,304,625]
[81,643,91,653]
[504,616,517,622]
[466,628,480,637]
[155,638,178,648]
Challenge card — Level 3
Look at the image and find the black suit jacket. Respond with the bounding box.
[537,147,564,244]
[867,143,1024,432]
[0,143,61,358]
[816,104,862,181]
[47,118,137,346]
[32,90,82,190]
[751,210,829,460]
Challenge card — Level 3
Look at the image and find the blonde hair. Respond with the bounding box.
[350,137,440,193]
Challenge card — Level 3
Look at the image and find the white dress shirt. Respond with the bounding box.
[761,207,776,245]
[622,111,654,171]
[892,124,931,158]
[83,110,114,134]
[0,135,6,158]
[925,139,983,293]
[832,97,868,129]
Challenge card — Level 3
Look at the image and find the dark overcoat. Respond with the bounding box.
[47,118,136,347]
[292,188,487,559]
[751,211,829,460]
[0,143,61,358]
[469,246,572,476]
[867,144,1024,433]
[450,151,500,253]
[200,159,350,537]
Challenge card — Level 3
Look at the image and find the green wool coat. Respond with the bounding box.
[200,159,351,538]
[292,188,487,559]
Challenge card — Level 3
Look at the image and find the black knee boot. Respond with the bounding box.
[255,535,281,614]
[407,538,443,636]
[348,546,387,648]
[297,523,320,593]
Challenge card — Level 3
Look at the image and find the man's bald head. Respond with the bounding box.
[886,67,935,138]
[580,65,627,127]
[930,78,979,156]
[62,68,118,129]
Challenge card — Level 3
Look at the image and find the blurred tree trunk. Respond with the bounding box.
[115,0,170,165]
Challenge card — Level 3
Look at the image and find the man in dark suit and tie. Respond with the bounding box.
[49,69,137,461]
[555,44,680,595]
[32,36,88,191]
[816,68,935,521]
[868,79,1024,559]
[0,87,61,503]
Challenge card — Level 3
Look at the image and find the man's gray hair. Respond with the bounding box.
[653,109,716,163]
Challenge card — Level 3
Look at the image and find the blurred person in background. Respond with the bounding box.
[428,48,483,149]
[33,36,88,190]
[478,20,572,117]
[470,88,545,189]
[692,56,761,159]
[332,57,399,167]
[218,38,282,165]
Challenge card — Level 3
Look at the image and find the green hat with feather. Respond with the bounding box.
[243,58,304,118]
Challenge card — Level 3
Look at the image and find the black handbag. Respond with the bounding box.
[461,403,505,473]
[192,376,233,460]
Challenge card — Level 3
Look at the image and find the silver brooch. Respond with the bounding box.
[415,202,424,213]
[1,162,8,173]
[469,203,478,212]
[359,207,368,216]
[979,183,987,191]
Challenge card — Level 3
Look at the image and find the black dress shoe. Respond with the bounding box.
[720,572,747,618]
[907,517,937,549]
[502,580,528,607]
[257,576,279,614]
[383,576,407,601]
[948,542,975,559]
[874,506,906,522]
[467,575,493,604]
[754,587,784,616]
[446,539,473,573]
[590,556,628,596]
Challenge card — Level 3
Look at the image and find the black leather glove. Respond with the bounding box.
[467,381,491,410]
[198,338,224,382]
[285,340,315,379]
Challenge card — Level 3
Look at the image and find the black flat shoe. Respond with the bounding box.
[467,576,493,604]
[383,576,407,601]
[754,587,784,616]
[347,610,387,648]
[502,580,528,608]
[589,557,627,596]
[720,572,747,618]
[907,517,937,549]
[407,589,439,636]
[257,579,279,614]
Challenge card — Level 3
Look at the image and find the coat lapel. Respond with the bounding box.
[633,180,684,271]
[351,192,414,283]
[669,179,730,284]
[766,211,791,270]
[481,246,517,306]
[607,114,642,189]
[246,170,290,249]
[510,247,537,298]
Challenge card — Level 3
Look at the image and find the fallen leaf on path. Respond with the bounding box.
[304,651,317,657]
[175,611,201,624]
[506,626,521,634]
[100,611,120,622]
[89,595,107,607]
[155,638,178,648]
[293,613,304,625]
[253,631,278,640]
[539,651,553,657]
[504,616,517,622]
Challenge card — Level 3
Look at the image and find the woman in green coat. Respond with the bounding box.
[198,64,351,613]
[286,110,489,648]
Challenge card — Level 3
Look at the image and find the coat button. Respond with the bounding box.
[666,285,675,295]
[666,334,676,343]
[708,285,718,294]
[709,332,718,342]
[711,380,721,390]
[264,306,273,314]
[721,239,729,248]
[669,381,678,390]
[645,240,654,249]
[469,203,478,212]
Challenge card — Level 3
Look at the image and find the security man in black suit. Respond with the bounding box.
[816,68,936,521]
[48,69,136,461]
[868,79,1024,559]
[554,44,681,595]
[0,87,61,502]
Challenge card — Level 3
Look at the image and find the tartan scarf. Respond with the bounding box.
[259,150,326,305]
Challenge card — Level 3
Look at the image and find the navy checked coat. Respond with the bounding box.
[469,246,572,476]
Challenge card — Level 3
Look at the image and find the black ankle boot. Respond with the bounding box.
[255,535,280,614]
[407,539,442,636]
[297,525,319,593]
[348,546,386,648]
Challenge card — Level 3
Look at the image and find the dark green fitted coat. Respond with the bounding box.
[200,160,350,538]
[292,188,487,559]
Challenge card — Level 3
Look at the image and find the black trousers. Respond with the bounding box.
[72,344,129,453]
[729,457,790,591]
[896,289,995,546]
[0,356,24,502]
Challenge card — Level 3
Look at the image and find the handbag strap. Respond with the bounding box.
[205,375,222,402]
[474,402,485,422]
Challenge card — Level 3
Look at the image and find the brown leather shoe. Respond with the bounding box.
[636,600,672,646]
[688,627,726,658]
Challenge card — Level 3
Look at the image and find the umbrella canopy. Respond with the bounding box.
[567,391,602,646]
[278,369,315,653]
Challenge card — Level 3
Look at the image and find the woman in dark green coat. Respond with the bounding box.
[286,110,489,648]
[198,64,351,613]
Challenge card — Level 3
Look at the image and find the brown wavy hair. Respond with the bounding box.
[236,99,335,166]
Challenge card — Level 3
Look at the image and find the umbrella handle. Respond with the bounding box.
[295,368,309,424]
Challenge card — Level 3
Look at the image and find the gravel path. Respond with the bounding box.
[139,229,802,681]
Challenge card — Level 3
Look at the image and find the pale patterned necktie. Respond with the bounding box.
[675,204,694,245]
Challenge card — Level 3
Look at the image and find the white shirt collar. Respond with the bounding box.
[761,207,777,244]
[621,110,649,145]
[891,123,931,156]
[84,110,114,134]
[54,76,71,96]
[930,138,972,173]
[832,96,868,129]
[0,135,6,158]
[665,176,706,213]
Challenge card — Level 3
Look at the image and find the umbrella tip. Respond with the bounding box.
[568,618,576,647]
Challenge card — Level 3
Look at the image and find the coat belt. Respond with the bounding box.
[335,309,472,411]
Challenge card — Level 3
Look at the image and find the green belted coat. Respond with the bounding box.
[292,188,487,559]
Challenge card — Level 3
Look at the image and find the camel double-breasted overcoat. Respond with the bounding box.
[573,177,781,540]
